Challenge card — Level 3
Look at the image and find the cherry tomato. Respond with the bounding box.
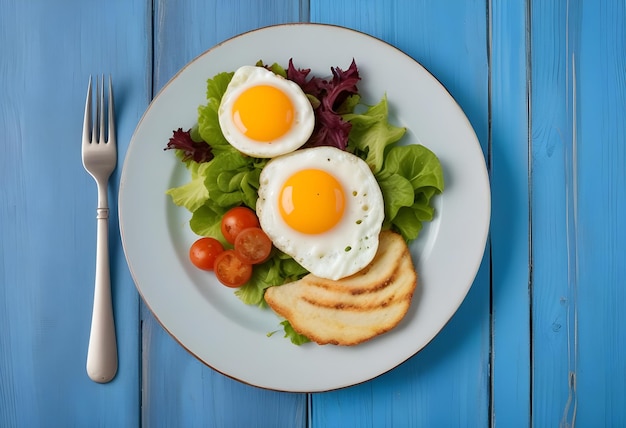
[214,250,253,288]
[189,237,224,271]
[234,227,272,264]
[221,206,260,244]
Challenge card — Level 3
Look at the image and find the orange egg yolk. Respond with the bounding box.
[232,85,294,142]
[279,169,346,234]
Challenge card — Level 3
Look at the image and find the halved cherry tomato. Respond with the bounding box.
[214,250,253,288]
[189,237,224,271]
[234,227,272,264]
[221,206,260,244]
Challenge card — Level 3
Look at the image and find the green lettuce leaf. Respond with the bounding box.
[207,71,234,100]
[256,59,287,78]
[188,202,228,245]
[376,144,444,241]
[280,320,311,346]
[235,251,308,307]
[376,173,415,222]
[382,144,445,191]
[197,71,234,155]
[203,151,267,210]
[165,162,211,212]
[343,95,406,173]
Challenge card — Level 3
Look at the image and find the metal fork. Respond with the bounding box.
[82,75,118,383]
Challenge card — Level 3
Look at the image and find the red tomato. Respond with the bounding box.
[214,250,253,288]
[220,206,260,244]
[189,237,224,271]
[234,227,272,264]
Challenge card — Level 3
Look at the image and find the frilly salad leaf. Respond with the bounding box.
[164,128,214,164]
[203,151,266,209]
[165,161,211,212]
[197,71,235,155]
[280,320,311,345]
[188,202,227,245]
[376,145,445,241]
[279,59,361,150]
[343,94,406,173]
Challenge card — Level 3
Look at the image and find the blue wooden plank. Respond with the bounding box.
[569,1,626,425]
[530,1,575,425]
[531,1,626,425]
[309,1,491,426]
[489,0,531,426]
[0,0,148,425]
[142,1,308,426]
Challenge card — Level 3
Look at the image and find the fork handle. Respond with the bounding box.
[86,208,118,383]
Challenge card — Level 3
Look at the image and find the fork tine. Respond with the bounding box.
[91,75,100,143]
[82,76,92,144]
[98,75,105,143]
[107,75,116,145]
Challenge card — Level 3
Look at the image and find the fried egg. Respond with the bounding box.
[256,146,385,280]
[218,65,315,158]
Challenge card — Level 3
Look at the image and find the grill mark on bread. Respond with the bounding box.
[265,230,418,346]
[300,293,399,310]
[312,276,393,295]
[295,258,414,309]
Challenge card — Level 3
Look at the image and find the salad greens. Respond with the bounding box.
[376,144,444,241]
[164,59,444,345]
[342,95,444,241]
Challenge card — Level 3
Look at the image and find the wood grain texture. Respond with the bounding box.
[532,0,626,426]
[489,0,531,427]
[142,1,308,426]
[575,2,626,424]
[530,1,575,425]
[0,0,149,425]
[309,0,491,426]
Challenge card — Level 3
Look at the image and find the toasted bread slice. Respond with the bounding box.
[264,230,417,345]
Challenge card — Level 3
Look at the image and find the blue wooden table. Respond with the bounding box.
[2,0,625,426]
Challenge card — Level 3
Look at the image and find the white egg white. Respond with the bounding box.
[218,65,314,158]
[256,146,385,280]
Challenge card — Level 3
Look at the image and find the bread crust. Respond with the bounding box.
[264,230,418,345]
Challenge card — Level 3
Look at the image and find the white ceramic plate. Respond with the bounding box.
[119,23,490,392]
